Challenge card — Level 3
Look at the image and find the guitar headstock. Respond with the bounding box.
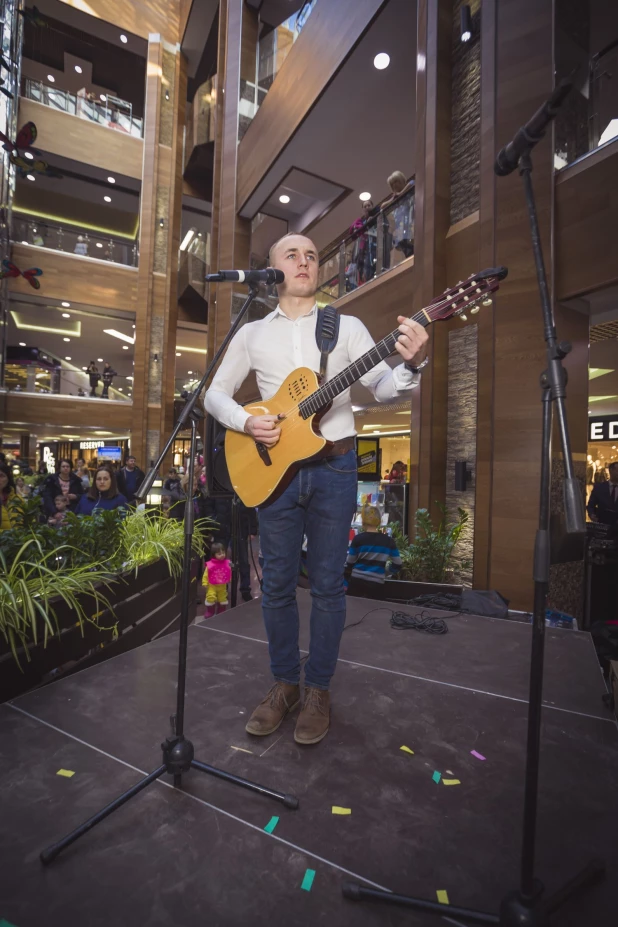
[427,266,508,323]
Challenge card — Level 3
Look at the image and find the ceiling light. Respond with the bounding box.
[176,345,208,354]
[122,345,129,350]
[359,191,372,202]
[120,34,128,43]
[82,366,87,370]
[279,194,290,204]
[107,176,115,184]
[104,195,111,202]
[176,352,181,356]
[132,324,135,329]
[24,151,33,160]
[460,5,472,42]
[61,302,70,307]
[187,370,193,375]
[373,53,390,70]
[96,242,103,248]
[65,356,71,360]
[179,230,195,251]
[62,313,70,318]
[19,341,25,346]
[117,387,123,391]
[74,65,82,74]
[26,174,35,181]
[21,240,28,245]
[100,94,107,102]
[47,74,56,83]
[97,358,103,362]
[63,337,70,342]
[104,329,134,345]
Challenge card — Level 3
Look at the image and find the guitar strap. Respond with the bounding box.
[315,305,340,381]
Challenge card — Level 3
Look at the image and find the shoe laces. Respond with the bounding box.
[264,682,291,710]
[303,687,328,716]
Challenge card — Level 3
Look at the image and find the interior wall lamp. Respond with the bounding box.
[460,4,473,43]
[159,218,165,228]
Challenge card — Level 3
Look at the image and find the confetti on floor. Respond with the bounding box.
[446,769,454,775]
[264,816,279,834]
[442,779,461,786]
[0,919,19,927]
[400,746,415,755]
[301,869,316,892]
[470,750,486,761]
[332,806,351,815]
[230,746,253,755]
[56,769,75,778]
[432,770,442,784]
[436,889,450,905]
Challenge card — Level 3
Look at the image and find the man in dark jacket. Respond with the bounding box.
[116,455,146,505]
[101,362,117,398]
[42,458,84,516]
[587,461,618,526]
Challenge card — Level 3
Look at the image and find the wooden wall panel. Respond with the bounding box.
[236,0,387,210]
[5,393,133,432]
[8,244,138,311]
[58,0,179,44]
[445,213,479,286]
[555,144,618,299]
[18,99,144,180]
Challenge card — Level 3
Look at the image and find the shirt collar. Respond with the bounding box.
[267,302,318,323]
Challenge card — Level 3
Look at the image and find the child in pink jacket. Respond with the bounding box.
[202,542,231,618]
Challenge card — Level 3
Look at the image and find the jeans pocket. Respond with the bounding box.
[324,450,358,474]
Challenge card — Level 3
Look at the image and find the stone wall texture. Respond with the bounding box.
[450,0,481,224]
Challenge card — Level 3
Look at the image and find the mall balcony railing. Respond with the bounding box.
[555,38,618,169]
[21,78,144,138]
[317,185,415,303]
[5,360,133,402]
[13,215,139,267]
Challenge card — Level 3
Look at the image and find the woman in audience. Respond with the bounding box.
[42,459,84,516]
[0,464,18,530]
[76,466,128,515]
[15,476,30,498]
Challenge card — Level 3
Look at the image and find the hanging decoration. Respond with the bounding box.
[0,259,43,289]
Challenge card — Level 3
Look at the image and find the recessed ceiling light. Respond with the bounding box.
[120,33,128,43]
[107,176,115,184]
[100,94,107,102]
[26,174,35,181]
[373,53,390,70]
[63,337,70,342]
[122,345,129,350]
[96,242,103,248]
[61,301,70,307]
[176,352,181,356]
[359,191,372,201]
[24,151,33,160]
[82,366,87,370]
[187,370,193,375]
[279,194,290,204]
[97,358,103,362]
[65,356,71,360]
[47,74,56,83]
[104,329,134,345]
[19,341,26,346]
[104,195,111,202]
[74,65,82,74]
[62,313,70,318]
[132,324,135,329]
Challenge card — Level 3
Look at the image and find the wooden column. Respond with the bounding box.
[131,35,186,468]
[409,0,452,531]
[207,0,255,361]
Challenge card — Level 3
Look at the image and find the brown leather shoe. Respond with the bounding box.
[245,681,300,736]
[294,687,330,745]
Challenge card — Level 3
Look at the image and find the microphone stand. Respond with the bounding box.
[40,283,299,866]
[341,105,605,923]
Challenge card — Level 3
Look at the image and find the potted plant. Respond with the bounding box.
[390,504,471,584]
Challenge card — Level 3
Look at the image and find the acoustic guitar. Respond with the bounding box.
[225,267,507,507]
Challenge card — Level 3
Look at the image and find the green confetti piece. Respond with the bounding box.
[432,770,442,784]
[0,920,19,927]
[301,868,316,892]
[264,816,279,834]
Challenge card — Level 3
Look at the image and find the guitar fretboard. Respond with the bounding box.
[299,307,430,419]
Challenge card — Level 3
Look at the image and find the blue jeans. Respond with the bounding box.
[258,449,357,690]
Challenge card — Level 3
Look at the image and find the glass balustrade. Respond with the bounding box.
[317,187,415,302]
[5,362,132,401]
[13,215,139,267]
[22,78,144,138]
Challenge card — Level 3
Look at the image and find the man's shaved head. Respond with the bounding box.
[268,232,317,267]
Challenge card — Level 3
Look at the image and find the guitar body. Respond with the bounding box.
[225,367,329,508]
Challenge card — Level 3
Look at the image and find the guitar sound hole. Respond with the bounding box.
[288,375,309,399]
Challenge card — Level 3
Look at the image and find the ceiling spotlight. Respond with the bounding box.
[26,174,35,181]
[279,194,290,204]
[359,191,372,202]
[63,337,70,342]
[19,341,26,346]
[122,345,129,350]
[373,53,390,70]
[118,387,123,391]
[82,366,87,370]
[97,358,103,362]
[460,4,472,42]
[187,370,193,375]
[100,94,107,102]
[24,151,34,160]
[47,74,56,83]
[65,356,71,360]
[176,352,181,356]
[165,89,170,101]
[96,242,103,248]
[107,176,115,184]
[104,195,111,202]
[75,65,82,74]
[61,301,70,307]
[120,33,128,43]
[62,312,70,318]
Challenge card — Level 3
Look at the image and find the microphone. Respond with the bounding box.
[205,267,284,285]
[494,79,573,176]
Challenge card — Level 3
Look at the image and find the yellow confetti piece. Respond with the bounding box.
[332,806,352,815]
[56,769,75,778]
[436,889,450,905]
[442,779,461,786]
[400,746,415,755]
[230,746,253,755]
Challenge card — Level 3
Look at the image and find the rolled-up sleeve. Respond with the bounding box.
[346,317,420,402]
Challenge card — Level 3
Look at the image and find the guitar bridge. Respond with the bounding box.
[255,442,272,466]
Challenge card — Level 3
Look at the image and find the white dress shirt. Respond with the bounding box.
[204,303,419,442]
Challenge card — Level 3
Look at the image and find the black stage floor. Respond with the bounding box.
[1,592,617,927]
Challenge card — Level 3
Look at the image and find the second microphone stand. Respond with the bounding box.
[40,284,299,866]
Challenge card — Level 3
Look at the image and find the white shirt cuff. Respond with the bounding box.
[231,406,252,433]
[392,364,420,391]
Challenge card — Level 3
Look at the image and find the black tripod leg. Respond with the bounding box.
[544,859,605,916]
[190,759,299,809]
[342,884,499,924]
[40,765,167,865]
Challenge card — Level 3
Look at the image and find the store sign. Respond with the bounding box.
[43,445,56,473]
[80,440,105,449]
[589,415,618,442]
[357,437,378,478]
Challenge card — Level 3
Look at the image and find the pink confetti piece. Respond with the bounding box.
[470,750,486,761]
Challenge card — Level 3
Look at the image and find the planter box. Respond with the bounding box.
[0,559,200,703]
[347,576,463,602]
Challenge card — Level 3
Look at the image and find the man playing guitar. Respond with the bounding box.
[204,233,428,745]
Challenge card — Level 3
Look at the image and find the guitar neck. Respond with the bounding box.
[299,308,430,420]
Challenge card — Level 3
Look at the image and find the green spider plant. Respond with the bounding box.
[118,510,212,581]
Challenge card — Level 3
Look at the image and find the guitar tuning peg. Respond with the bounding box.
[470,306,480,314]
[482,298,492,306]
[460,313,468,321]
